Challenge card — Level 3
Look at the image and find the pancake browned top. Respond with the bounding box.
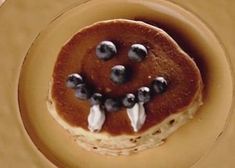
[51,19,202,135]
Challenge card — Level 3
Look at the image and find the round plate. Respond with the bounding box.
[18,0,234,167]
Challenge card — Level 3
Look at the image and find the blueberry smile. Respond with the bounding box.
[66,41,168,112]
[66,73,167,112]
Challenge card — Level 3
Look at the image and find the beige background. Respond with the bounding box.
[0,0,234,167]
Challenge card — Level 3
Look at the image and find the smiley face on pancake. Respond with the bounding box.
[66,39,171,132]
[48,19,203,155]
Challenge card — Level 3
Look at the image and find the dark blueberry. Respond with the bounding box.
[104,98,121,112]
[90,93,103,105]
[128,44,148,62]
[110,65,128,84]
[96,41,117,61]
[123,93,136,108]
[152,77,167,94]
[75,84,92,100]
[138,87,151,103]
[66,73,83,89]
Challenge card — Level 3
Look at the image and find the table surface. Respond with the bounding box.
[0,0,234,167]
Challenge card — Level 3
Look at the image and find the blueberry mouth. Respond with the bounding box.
[66,73,168,112]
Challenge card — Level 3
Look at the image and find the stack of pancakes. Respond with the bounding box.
[47,19,203,156]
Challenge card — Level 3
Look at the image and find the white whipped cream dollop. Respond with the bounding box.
[127,102,146,132]
[88,105,105,132]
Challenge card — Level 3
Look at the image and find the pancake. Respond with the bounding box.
[47,19,203,156]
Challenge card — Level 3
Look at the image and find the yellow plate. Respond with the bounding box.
[1,0,235,167]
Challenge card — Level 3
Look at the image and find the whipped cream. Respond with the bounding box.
[88,105,105,132]
[88,103,146,133]
[127,102,146,132]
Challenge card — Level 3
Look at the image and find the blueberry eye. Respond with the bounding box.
[128,44,148,62]
[96,41,117,61]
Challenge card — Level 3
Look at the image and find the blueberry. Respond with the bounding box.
[75,84,92,100]
[152,77,167,94]
[110,65,128,84]
[96,41,117,61]
[66,73,83,89]
[123,93,136,108]
[128,44,148,62]
[138,87,151,103]
[90,93,103,105]
[104,98,121,112]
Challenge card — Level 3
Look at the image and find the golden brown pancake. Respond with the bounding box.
[48,19,203,155]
